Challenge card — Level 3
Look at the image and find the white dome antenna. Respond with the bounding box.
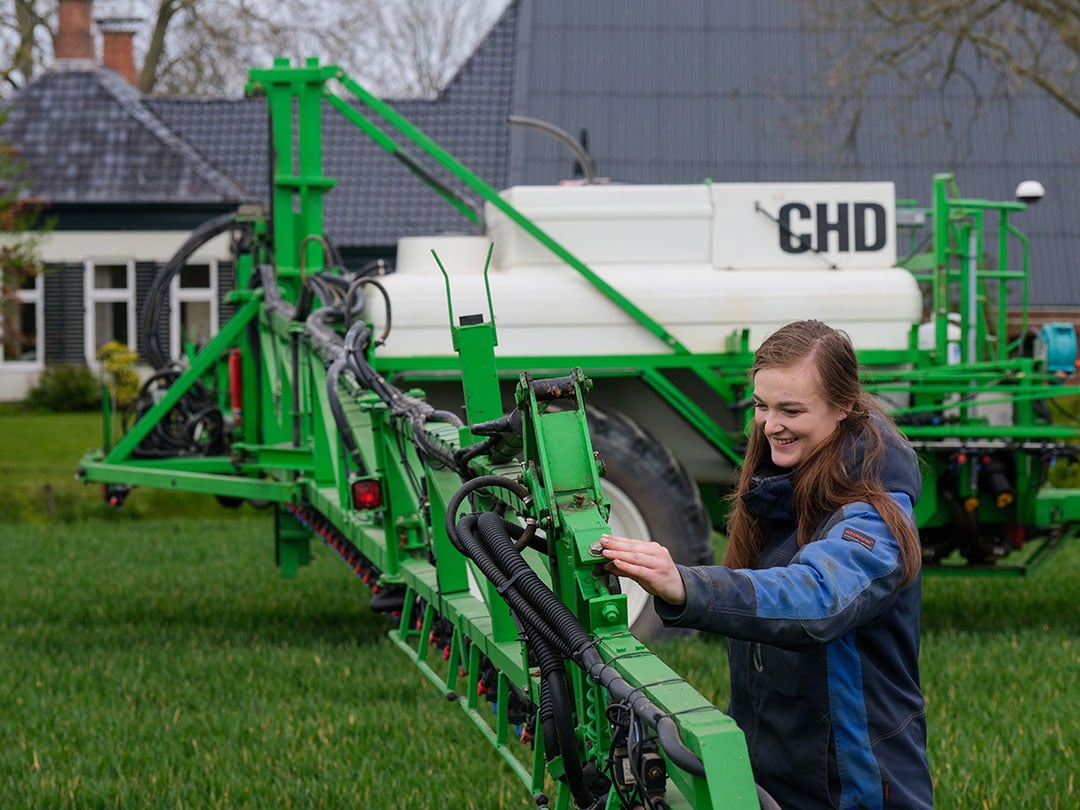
[1015,180,1046,204]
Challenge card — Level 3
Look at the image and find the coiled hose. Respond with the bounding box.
[453,512,598,807]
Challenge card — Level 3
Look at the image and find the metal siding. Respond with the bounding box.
[509,0,1080,310]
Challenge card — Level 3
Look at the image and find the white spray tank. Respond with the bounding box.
[363,182,923,358]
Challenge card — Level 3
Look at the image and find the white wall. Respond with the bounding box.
[0,230,234,403]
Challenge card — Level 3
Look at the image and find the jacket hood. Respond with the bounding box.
[844,411,921,506]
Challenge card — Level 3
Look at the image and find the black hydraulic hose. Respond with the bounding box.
[309,313,461,474]
[586,653,704,779]
[467,517,711,792]
[291,333,301,446]
[538,667,559,765]
[294,280,314,322]
[344,276,391,346]
[305,304,347,365]
[182,405,225,454]
[260,263,305,324]
[530,633,594,809]
[453,514,596,808]
[325,355,367,474]
[143,212,242,369]
[475,512,583,655]
[454,436,497,469]
[454,515,569,657]
[465,509,707,780]
[128,369,220,458]
[319,233,349,273]
[258,253,458,477]
[338,322,460,470]
[444,476,531,552]
[426,409,463,425]
[342,320,396,402]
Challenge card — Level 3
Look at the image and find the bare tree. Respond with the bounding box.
[802,0,1080,149]
[359,0,504,99]
[0,1,52,93]
[0,0,506,98]
[137,0,383,96]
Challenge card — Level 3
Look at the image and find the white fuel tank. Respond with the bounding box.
[363,183,923,358]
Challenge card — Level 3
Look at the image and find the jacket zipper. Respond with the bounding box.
[753,642,764,673]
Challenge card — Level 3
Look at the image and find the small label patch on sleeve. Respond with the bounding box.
[842,527,876,551]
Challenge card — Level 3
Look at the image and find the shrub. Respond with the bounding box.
[96,340,140,409]
[27,364,101,412]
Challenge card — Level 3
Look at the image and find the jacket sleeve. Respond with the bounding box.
[655,494,912,647]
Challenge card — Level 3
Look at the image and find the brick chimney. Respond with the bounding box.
[54,0,95,61]
[97,17,141,86]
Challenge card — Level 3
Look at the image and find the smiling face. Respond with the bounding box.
[752,357,850,469]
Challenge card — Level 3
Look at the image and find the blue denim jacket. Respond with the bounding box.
[656,423,932,809]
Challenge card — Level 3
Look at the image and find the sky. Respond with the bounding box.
[85,0,513,96]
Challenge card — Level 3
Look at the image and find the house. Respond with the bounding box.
[0,0,516,400]
[0,1,258,400]
[2,0,1077,400]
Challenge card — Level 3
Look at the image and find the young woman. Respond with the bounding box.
[601,320,932,809]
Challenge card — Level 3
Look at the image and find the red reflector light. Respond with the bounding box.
[352,480,383,510]
[1007,522,1025,550]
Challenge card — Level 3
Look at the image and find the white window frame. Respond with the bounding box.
[0,269,44,368]
[84,259,136,367]
[169,260,219,359]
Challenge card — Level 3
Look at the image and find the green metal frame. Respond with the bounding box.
[79,232,761,809]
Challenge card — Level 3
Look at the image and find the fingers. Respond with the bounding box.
[598,534,686,605]
[599,533,661,554]
[600,534,670,567]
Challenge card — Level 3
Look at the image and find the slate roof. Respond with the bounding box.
[1,0,1077,309]
[0,2,520,245]
[506,0,1080,310]
[0,61,251,204]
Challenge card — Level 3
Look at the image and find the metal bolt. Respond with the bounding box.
[588,541,605,557]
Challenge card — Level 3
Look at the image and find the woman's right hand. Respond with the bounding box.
[599,534,687,605]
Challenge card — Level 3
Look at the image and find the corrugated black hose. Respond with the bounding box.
[449,501,707,781]
[453,512,598,808]
[142,212,242,370]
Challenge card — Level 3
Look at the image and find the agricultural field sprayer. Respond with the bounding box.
[77,57,1080,808]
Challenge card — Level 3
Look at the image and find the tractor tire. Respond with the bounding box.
[588,406,715,641]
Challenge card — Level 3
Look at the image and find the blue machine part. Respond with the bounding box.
[1041,322,1079,374]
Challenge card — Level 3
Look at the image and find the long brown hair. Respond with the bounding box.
[723,320,922,584]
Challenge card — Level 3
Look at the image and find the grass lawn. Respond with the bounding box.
[0,518,530,808]
[0,407,264,523]
[1,408,1077,807]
